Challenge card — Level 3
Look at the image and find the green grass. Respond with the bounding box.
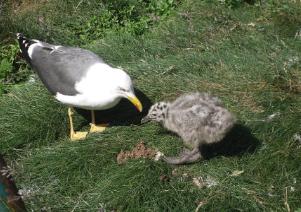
[0,0,178,94]
[1,0,301,211]
[0,0,178,45]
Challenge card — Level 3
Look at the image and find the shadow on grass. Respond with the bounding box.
[75,88,152,126]
[202,124,260,159]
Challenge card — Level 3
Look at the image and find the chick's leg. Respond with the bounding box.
[163,147,202,165]
[89,110,108,133]
[68,107,88,141]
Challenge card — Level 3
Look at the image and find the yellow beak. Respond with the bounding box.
[126,94,143,112]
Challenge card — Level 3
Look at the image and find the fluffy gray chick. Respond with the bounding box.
[142,92,236,165]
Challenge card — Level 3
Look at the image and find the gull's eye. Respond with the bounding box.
[119,87,127,92]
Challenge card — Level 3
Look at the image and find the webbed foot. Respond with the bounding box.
[70,131,88,141]
[89,123,108,133]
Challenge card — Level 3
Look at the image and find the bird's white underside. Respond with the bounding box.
[55,63,132,110]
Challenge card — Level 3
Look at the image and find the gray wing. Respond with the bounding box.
[31,44,105,95]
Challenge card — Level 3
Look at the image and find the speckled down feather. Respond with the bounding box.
[142,92,236,165]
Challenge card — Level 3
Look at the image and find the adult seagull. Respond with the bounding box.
[16,33,143,141]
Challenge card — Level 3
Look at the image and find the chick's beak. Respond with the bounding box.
[126,93,143,112]
[141,116,150,124]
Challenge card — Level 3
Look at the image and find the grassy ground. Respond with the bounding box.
[1,0,301,211]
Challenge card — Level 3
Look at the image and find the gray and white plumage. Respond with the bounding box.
[16,33,142,111]
[142,92,236,165]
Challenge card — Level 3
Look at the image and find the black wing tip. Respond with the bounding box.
[16,33,34,63]
[16,33,26,40]
[16,33,28,44]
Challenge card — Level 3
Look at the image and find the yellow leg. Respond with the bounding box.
[68,107,88,141]
[89,110,108,133]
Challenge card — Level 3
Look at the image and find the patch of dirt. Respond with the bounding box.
[117,141,157,164]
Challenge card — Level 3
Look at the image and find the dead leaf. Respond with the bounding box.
[195,200,207,212]
[230,170,244,177]
[247,22,256,27]
[154,151,164,161]
[159,175,170,182]
[192,177,205,189]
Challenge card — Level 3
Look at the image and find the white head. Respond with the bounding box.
[108,67,143,112]
[141,102,169,123]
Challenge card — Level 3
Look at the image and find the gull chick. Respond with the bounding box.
[142,92,236,165]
